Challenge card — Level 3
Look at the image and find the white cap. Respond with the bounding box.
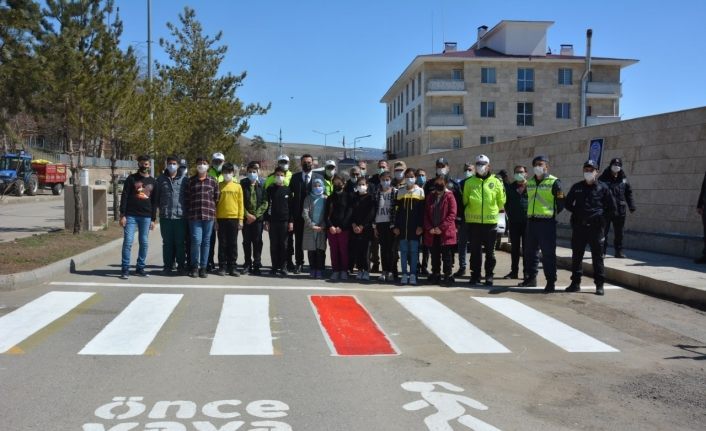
[325,160,336,168]
[212,152,225,161]
[475,154,490,164]
[277,154,290,162]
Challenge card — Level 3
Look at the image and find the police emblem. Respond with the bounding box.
[489,182,495,189]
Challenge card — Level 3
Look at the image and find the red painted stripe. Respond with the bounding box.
[311,296,397,356]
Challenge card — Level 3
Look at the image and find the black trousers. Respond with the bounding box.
[217,219,239,269]
[353,230,372,271]
[430,237,453,276]
[291,218,305,267]
[269,221,288,271]
[571,222,605,286]
[377,223,395,273]
[242,220,264,269]
[603,215,626,254]
[455,220,470,270]
[370,235,380,268]
[525,219,557,282]
[509,221,527,276]
[420,245,429,270]
[702,212,706,256]
[307,249,326,271]
[468,223,498,279]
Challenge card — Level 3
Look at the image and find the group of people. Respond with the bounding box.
[119,151,642,295]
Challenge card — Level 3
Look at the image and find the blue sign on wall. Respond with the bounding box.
[588,138,604,168]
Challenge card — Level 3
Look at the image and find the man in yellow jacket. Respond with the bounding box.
[463,154,506,286]
[216,162,244,276]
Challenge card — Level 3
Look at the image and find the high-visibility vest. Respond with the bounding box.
[527,175,558,218]
[264,170,292,189]
[462,175,506,224]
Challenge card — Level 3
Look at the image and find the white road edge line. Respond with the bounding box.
[210,295,274,355]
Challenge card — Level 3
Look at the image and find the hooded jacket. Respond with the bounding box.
[393,185,425,240]
[598,167,635,217]
[423,188,457,247]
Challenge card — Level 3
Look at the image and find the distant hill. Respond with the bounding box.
[237,136,385,163]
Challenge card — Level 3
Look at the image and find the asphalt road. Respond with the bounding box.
[1,232,705,430]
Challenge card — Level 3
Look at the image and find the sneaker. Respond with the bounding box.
[400,274,409,285]
[615,251,626,258]
[229,268,240,277]
[356,271,364,280]
[409,274,417,285]
[544,281,556,293]
[315,270,324,279]
[502,271,518,280]
[198,268,208,278]
[279,269,289,277]
[518,278,537,287]
[453,268,466,278]
[442,276,454,287]
[135,268,149,277]
[240,265,250,275]
[330,271,340,281]
[340,272,348,280]
[119,271,129,280]
[252,267,262,276]
[293,264,303,274]
[378,272,387,282]
[362,271,370,281]
[428,274,440,284]
[217,267,226,276]
[188,269,197,278]
[565,282,581,292]
[484,276,494,287]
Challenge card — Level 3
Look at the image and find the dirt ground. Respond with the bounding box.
[0,221,123,274]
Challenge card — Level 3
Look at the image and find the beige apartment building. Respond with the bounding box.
[381,20,638,157]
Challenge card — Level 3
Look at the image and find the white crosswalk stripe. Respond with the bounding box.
[79,293,183,355]
[0,291,94,353]
[395,296,510,354]
[473,297,619,352]
[211,295,274,355]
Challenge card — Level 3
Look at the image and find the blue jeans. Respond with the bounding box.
[189,220,215,269]
[399,239,419,275]
[121,215,151,272]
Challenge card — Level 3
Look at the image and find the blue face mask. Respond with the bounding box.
[166,164,177,174]
[381,180,391,189]
[417,175,426,186]
[313,186,324,195]
[248,172,258,182]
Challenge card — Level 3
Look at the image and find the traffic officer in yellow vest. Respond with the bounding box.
[463,154,506,286]
[520,155,565,292]
[564,160,616,295]
[264,154,293,189]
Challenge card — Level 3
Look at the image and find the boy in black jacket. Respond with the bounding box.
[265,166,293,276]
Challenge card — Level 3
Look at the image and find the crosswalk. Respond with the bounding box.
[0,291,620,357]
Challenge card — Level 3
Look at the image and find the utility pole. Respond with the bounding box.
[147,0,154,176]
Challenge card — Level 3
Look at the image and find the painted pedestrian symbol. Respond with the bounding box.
[402,381,502,431]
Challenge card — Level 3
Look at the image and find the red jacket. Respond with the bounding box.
[423,189,457,247]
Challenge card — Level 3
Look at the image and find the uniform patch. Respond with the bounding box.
[557,192,565,199]
[489,183,495,189]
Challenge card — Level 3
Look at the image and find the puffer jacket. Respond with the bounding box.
[156,170,187,219]
[598,168,635,217]
[392,185,425,240]
[423,189,457,247]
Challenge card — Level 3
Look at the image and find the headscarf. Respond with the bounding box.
[310,178,326,224]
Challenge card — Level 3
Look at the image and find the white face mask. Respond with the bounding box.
[584,172,596,183]
[378,167,386,175]
[197,164,208,174]
[436,167,448,176]
[394,171,404,180]
[360,169,366,176]
[611,165,621,173]
[274,175,284,185]
[533,166,545,177]
[326,168,335,176]
[464,170,473,178]
[514,173,526,182]
[476,164,488,176]
[280,163,289,171]
[223,173,233,182]
[214,163,223,172]
[405,177,416,187]
[358,185,368,194]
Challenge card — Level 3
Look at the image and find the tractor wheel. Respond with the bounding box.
[26,175,39,196]
[52,183,64,195]
[14,179,25,197]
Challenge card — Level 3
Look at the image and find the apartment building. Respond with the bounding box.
[381,20,638,158]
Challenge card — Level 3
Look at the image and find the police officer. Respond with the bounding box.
[520,155,565,292]
[454,162,474,278]
[598,158,635,258]
[565,160,616,295]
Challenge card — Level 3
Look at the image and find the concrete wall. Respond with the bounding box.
[392,107,706,257]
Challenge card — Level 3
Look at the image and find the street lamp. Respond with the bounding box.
[312,129,340,163]
[266,128,283,155]
[353,135,371,161]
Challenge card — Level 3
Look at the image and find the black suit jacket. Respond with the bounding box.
[290,170,324,220]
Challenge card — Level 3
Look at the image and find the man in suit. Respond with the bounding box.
[289,154,324,273]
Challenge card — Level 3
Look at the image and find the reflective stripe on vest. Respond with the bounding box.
[527,175,557,218]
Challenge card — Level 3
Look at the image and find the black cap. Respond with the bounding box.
[435,157,449,166]
[610,158,622,166]
[532,155,549,165]
[583,159,599,169]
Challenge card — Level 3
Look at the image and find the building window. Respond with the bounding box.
[558,68,573,85]
[452,137,462,149]
[452,69,463,80]
[480,136,495,145]
[417,107,422,129]
[481,67,496,84]
[480,101,495,118]
[452,103,463,115]
[406,84,409,105]
[411,79,415,101]
[418,72,422,96]
[517,68,534,92]
[411,107,415,131]
[517,102,534,126]
[406,112,409,134]
[556,102,571,119]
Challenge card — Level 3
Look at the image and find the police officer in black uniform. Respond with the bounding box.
[564,160,616,296]
[598,158,635,258]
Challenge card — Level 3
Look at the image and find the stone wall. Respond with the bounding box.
[392,107,706,257]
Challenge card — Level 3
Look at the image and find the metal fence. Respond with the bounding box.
[58,154,137,169]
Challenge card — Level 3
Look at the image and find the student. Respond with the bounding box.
[302,178,328,278]
[325,175,353,281]
[216,163,244,276]
[393,168,425,285]
[424,175,458,286]
[240,162,268,275]
[351,176,376,280]
[373,171,397,282]
[207,152,226,272]
[264,166,293,277]
[415,168,430,277]
[155,155,188,275]
[185,156,220,278]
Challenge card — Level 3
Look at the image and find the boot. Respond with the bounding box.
[198,267,208,278]
[565,281,581,292]
[543,280,555,293]
[615,250,626,258]
[518,278,537,287]
[484,276,494,287]
[595,284,605,296]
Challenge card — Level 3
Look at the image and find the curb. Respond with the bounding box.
[499,243,706,307]
[0,194,64,205]
[0,237,123,291]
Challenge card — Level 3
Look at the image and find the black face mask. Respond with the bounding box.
[302,163,312,172]
[334,184,343,191]
[138,166,149,174]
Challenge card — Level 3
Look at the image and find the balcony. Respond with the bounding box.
[586,115,621,126]
[586,82,621,99]
[426,114,467,131]
[426,79,467,96]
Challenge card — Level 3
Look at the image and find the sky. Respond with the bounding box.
[115,0,706,150]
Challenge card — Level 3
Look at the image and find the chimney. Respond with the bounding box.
[443,42,457,53]
[477,25,488,48]
[560,44,574,56]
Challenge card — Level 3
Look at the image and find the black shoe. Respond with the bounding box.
[370,263,380,273]
[279,269,289,277]
[615,250,626,258]
[293,264,303,274]
[135,268,149,277]
[518,278,537,287]
[206,263,215,272]
[469,278,482,286]
[428,274,440,284]
[120,271,129,280]
[442,276,454,287]
[240,265,249,275]
[286,263,295,272]
[217,267,226,276]
[420,267,430,276]
[453,268,466,278]
[198,268,208,278]
[502,271,518,280]
[544,281,556,293]
[694,256,706,264]
[188,269,197,278]
[162,267,174,276]
[252,267,262,275]
[485,276,494,287]
[565,282,581,292]
[595,285,605,296]
[229,268,239,277]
